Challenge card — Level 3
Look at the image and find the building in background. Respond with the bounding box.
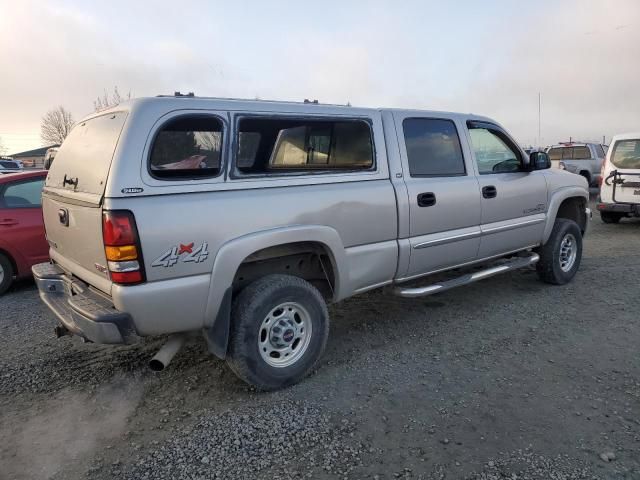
[8,145,59,169]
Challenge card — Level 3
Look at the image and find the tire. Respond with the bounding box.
[0,253,14,296]
[600,211,622,224]
[226,274,329,390]
[536,219,582,285]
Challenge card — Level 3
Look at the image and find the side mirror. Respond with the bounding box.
[529,151,551,170]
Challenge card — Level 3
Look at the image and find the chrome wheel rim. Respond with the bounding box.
[0,264,4,285]
[559,233,577,272]
[258,302,312,368]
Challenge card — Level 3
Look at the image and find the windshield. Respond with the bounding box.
[610,139,640,169]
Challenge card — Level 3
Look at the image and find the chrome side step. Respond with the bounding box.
[392,253,539,298]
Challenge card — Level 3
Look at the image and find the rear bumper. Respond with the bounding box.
[596,202,640,215]
[32,262,138,344]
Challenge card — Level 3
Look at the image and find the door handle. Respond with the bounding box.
[0,218,18,226]
[417,192,436,207]
[482,186,497,199]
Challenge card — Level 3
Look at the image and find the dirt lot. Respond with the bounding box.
[1,198,639,480]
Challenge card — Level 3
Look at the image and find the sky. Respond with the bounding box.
[0,0,638,154]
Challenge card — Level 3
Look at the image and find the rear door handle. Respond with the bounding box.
[417,192,436,207]
[0,219,18,226]
[482,186,497,199]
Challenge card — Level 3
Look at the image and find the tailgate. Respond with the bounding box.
[43,193,112,294]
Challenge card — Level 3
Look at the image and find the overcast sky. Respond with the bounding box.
[0,0,638,154]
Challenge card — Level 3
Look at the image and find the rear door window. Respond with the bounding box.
[150,115,223,179]
[235,118,373,174]
[611,139,640,169]
[403,118,466,176]
[595,144,606,158]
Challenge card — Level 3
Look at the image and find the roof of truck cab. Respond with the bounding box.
[86,96,495,124]
[548,143,593,148]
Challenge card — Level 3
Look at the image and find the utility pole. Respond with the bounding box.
[538,92,541,147]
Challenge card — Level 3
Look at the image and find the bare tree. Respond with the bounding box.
[94,86,131,112]
[41,106,74,145]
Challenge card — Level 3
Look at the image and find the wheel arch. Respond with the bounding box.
[578,170,591,180]
[543,188,589,243]
[202,225,348,358]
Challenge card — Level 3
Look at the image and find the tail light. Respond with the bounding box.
[598,160,606,187]
[102,210,145,285]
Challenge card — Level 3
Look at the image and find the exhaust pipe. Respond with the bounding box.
[149,334,186,372]
[54,324,71,338]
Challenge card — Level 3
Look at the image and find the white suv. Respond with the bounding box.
[597,133,640,223]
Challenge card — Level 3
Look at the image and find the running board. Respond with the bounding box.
[392,253,540,298]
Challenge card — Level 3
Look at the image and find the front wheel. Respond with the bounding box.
[226,274,329,390]
[536,219,583,285]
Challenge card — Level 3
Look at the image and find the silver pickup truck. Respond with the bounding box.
[33,95,590,389]
[547,142,607,186]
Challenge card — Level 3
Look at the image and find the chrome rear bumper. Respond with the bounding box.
[32,262,138,344]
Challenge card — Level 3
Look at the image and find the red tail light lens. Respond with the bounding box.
[102,211,145,285]
[110,271,143,284]
[103,211,137,246]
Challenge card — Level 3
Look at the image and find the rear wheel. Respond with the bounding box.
[536,219,582,285]
[0,253,14,295]
[600,211,622,224]
[226,274,329,390]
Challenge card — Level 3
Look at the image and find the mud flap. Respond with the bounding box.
[204,287,232,359]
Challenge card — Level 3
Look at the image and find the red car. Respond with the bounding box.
[0,170,49,294]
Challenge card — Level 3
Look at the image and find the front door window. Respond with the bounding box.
[469,128,522,174]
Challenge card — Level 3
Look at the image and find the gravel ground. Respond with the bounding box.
[1,198,639,479]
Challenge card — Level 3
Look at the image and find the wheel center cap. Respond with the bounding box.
[282,329,295,343]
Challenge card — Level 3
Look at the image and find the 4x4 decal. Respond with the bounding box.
[152,242,209,268]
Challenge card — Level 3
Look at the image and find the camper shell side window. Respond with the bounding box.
[233,117,375,177]
[148,115,224,180]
